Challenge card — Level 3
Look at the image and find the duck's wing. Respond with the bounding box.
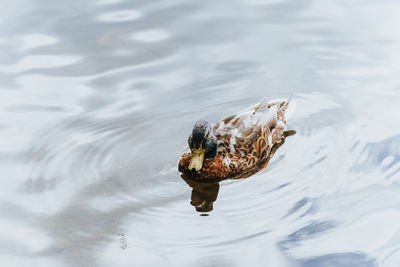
[213,98,295,162]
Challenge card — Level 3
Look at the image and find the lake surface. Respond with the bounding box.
[1,0,400,266]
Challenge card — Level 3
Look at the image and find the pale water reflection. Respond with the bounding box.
[0,0,400,266]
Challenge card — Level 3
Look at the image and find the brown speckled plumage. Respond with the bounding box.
[178,98,294,181]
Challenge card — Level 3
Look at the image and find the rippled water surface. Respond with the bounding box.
[2,0,400,266]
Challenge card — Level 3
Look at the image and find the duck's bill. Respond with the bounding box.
[189,147,205,171]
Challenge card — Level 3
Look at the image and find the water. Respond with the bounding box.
[1,0,400,266]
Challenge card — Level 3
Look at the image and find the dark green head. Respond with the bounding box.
[188,121,217,171]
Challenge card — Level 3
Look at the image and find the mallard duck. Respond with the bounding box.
[178,98,295,181]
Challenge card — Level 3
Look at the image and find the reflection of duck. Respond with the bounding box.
[181,175,219,212]
[179,98,295,181]
[181,133,294,212]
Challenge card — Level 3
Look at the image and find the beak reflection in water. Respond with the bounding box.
[181,175,219,213]
[189,147,205,171]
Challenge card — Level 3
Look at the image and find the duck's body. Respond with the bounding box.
[178,98,294,181]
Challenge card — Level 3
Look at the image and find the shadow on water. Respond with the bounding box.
[181,130,296,213]
[299,252,378,267]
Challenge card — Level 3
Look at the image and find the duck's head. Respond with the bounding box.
[188,121,218,172]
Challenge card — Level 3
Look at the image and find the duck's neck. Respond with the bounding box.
[205,140,218,159]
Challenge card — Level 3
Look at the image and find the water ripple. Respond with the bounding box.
[97,10,142,22]
[0,55,80,73]
[130,29,171,43]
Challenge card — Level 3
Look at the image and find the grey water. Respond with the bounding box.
[1,0,400,266]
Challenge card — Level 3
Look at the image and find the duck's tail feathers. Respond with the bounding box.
[283,101,296,122]
[265,98,295,123]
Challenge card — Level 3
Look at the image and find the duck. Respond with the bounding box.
[178,98,295,181]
